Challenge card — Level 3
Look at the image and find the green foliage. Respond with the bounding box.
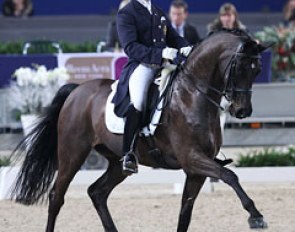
[0,41,23,54]
[0,41,99,54]
[60,41,98,53]
[255,25,295,79]
[237,147,295,167]
[0,157,11,167]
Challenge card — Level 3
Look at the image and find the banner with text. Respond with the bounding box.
[57,53,128,84]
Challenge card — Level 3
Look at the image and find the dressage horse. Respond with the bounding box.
[12,30,271,232]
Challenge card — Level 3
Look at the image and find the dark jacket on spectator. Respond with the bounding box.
[207,19,247,34]
[106,20,121,51]
[183,22,200,45]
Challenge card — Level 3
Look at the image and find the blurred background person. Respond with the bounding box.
[207,3,247,34]
[2,0,33,17]
[283,0,295,26]
[287,11,295,27]
[283,0,295,22]
[105,0,130,52]
[169,0,200,45]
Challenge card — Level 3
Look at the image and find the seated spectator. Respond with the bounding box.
[169,0,200,45]
[288,11,295,27]
[283,0,295,26]
[105,0,130,52]
[2,0,33,17]
[207,3,247,34]
[283,0,295,22]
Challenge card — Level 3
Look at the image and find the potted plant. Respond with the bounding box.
[0,156,14,200]
[0,156,10,168]
[237,146,295,167]
[9,65,70,135]
[255,25,295,81]
[228,145,295,183]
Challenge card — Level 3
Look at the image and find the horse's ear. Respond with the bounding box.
[257,41,275,53]
[239,40,258,53]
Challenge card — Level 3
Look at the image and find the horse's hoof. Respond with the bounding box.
[248,216,268,229]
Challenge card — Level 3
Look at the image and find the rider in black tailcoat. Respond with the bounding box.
[112,0,189,115]
[112,0,192,175]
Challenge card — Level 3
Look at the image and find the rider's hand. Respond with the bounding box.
[180,46,193,57]
[162,47,178,61]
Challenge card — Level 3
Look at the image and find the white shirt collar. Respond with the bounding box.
[172,22,186,37]
[136,0,152,14]
[172,22,186,31]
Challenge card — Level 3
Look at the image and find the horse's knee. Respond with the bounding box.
[87,184,105,201]
[220,168,239,185]
[87,184,97,199]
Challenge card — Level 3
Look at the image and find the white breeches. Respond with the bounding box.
[129,64,157,111]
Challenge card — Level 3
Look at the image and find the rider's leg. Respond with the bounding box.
[122,104,142,175]
[129,64,156,111]
[122,64,156,175]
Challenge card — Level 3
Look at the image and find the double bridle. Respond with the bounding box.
[189,45,261,111]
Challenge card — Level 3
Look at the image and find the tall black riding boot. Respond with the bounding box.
[122,104,142,176]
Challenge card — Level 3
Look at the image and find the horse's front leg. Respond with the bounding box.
[177,175,206,232]
[220,167,267,229]
[182,152,267,229]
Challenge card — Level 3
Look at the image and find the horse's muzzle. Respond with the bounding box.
[236,108,250,119]
[229,105,252,119]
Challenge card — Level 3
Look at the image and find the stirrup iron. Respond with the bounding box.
[121,151,138,176]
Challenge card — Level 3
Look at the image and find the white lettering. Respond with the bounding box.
[66,64,92,73]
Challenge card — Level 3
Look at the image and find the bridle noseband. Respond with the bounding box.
[223,52,261,101]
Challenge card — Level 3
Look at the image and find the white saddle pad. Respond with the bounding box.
[105,64,176,136]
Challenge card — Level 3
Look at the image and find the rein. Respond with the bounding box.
[156,65,181,111]
[156,30,262,113]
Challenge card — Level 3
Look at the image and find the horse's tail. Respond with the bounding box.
[11,83,79,205]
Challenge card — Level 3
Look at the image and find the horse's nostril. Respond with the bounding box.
[236,109,246,119]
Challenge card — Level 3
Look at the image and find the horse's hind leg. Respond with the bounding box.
[177,175,206,232]
[88,158,127,232]
[46,145,91,232]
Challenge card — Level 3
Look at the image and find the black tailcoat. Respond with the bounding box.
[112,0,188,116]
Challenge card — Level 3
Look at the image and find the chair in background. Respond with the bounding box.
[96,41,107,53]
[22,40,63,55]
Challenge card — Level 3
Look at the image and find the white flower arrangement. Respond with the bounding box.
[9,65,70,115]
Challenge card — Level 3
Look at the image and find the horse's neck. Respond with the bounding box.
[172,38,240,130]
[170,49,224,129]
[184,39,231,92]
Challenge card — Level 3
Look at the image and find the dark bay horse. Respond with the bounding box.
[12,30,271,232]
